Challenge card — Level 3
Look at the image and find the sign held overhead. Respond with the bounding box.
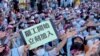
[20,20,58,50]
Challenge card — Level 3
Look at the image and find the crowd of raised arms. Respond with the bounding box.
[0,0,100,56]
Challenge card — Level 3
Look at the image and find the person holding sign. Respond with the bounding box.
[0,28,76,56]
[23,30,77,56]
[0,40,29,56]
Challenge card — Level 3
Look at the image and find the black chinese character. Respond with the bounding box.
[34,35,41,42]
[41,33,47,40]
[28,38,35,44]
[47,31,53,37]
[25,30,32,37]
[43,23,50,29]
[37,25,44,32]
[32,28,37,34]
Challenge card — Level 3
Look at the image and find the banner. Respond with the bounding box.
[19,0,27,9]
[75,0,80,6]
[20,20,58,50]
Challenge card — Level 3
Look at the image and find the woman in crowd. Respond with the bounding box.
[0,0,99,56]
[0,29,76,56]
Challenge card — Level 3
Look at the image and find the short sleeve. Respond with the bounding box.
[18,45,24,55]
[11,45,24,56]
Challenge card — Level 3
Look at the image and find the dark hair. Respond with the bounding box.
[71,37,84,51]
[18,22,25,29]
[72,36,84,44]
[70,42,84,51]
[84,15,89,21]
[86,26,96,32]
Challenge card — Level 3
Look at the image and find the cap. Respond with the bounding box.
[28,20,35,24]
[74,35,84,39]
[31,16,34,20]
[34,14,39,18]
[65,8,68,11]
[9,21,15,25]
[6,25,14,29]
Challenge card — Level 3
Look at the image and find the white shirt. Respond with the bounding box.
[8,45,24,56]
[48,48,59,56]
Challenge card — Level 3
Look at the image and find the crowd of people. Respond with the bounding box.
[0,0,100,56]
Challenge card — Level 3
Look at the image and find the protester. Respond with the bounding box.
[0,0,99,56]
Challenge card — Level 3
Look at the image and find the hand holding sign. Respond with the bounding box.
[24,45,30,53]
[20,20,58,50]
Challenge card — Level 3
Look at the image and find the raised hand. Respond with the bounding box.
[24,45,30,53]
[65,28,77,38]
[86,41,100,56]
[86,20,95,27]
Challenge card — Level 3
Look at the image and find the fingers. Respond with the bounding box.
[86,20,95,27]
[66,29,77,38]
[88,41,100,54]
[94,41,100,47]
[24,45,30,52]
